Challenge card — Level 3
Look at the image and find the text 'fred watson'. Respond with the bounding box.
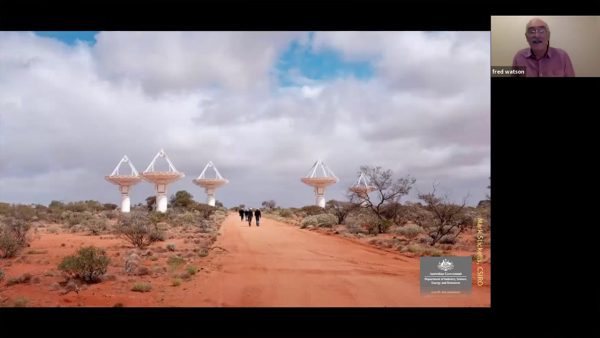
[492,68,525,75]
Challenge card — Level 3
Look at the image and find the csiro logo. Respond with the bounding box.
[437,258,454,272]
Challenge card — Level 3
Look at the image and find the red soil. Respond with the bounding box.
[0,213,490,307]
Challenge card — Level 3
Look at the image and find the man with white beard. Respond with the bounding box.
[512,18,575,77]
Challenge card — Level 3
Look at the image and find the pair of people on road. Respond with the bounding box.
[240,207,262,227]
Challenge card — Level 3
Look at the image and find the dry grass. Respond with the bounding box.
[131,283,152,292]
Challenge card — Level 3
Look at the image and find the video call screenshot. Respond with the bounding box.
[0,2,598,338]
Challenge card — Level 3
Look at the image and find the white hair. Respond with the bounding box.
[526,18,550,33]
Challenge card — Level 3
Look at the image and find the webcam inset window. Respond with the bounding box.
[491,16,600,77]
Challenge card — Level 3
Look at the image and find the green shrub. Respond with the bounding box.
[191,204,217,219]
[131,283,152,292]
[63,211,94,227]
[0,202,10,216]
[103,210,119,220]
[148,229,166,242]
[64,200,103,213]
[149,211,169,225]
[345,212,379,235]
[0,217,31,258]
[186,266,198,275]
[5,273,32,286]
[169,190,195,209]
[58,246,110,283]
[172,278,182,286]
[300,214,338,228]
[103,203,118,211]
[167,256,185,270]
[170,211,203,227]
[0,204,36,221]
[83,218,109,235]
[196,219,214,233]
[376,219,394,233]
[0,233,22,258]
[49,200,65,210]
[394,224,424,241]
[301,205,325,216]
[166,244,176,251]
[116,212,164,249]
[279,209,293,218]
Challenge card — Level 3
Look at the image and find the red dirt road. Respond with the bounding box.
[169,213,491,307]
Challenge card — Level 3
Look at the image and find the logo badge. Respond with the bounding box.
[437,258,454,272]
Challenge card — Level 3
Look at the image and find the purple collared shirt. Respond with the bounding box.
[512,46,575,77]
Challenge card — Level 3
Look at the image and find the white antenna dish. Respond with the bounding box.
[105,155,142,213]
[349,172,376,206]
[301,159,338,208]
[141,149,185,213]
[193,161,229,207]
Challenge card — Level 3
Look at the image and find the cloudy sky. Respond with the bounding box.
[0,31,490,208]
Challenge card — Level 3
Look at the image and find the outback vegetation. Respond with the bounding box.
[0,191,228,307]
[262,165,491,258]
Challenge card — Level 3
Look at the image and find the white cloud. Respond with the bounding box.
[312,31,490,96]
[0,31,490,207]
[93,32,305,95]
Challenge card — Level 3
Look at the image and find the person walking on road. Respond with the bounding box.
[246,208,254,226]
[254,208,262,227]
[239,208,244,221]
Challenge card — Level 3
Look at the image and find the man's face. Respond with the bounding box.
[525,20,550,51]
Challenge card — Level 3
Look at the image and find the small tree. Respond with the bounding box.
[379,202,407,225]
[0,217,31,258]
[261,200,277,210]
[417,185,474,246]
[115,211,163,249]
[103,203,118,211]
[301,205,325,216]
[192,204,217,219]
[48,200,66,210]
[145,196,156,212]
[325,200,357,225]
[58,246,110,283]
[349,166,416,233]
[170,190,195,209]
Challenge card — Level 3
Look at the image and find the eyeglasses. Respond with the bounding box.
[527,28,547,34]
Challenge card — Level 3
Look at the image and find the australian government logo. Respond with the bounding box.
[420,256,471,294]
[437,258,454,272]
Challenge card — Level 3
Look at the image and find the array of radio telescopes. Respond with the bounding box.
[106,149,375,213]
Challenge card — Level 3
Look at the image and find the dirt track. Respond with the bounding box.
[167,213,490,307]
